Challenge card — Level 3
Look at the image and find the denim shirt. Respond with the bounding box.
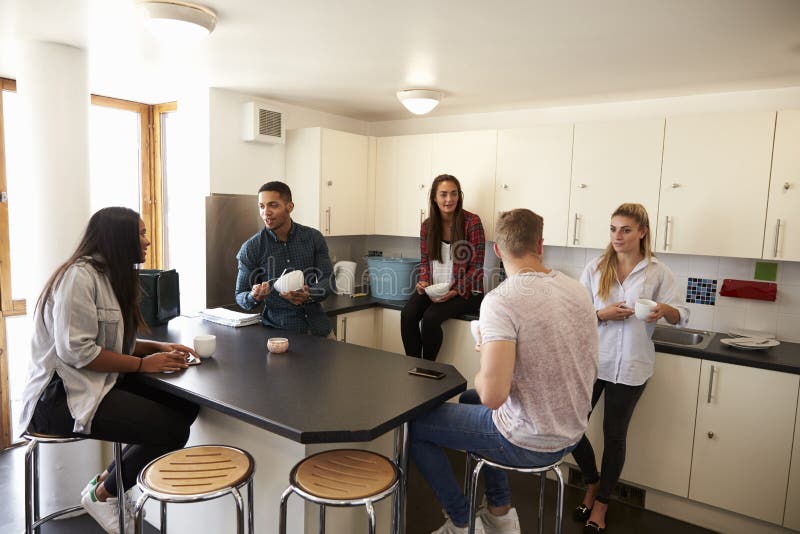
[19,258,124,435]
[235,221,334,336]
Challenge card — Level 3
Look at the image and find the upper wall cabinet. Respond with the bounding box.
[374,135,433,237]
[286,127,369,236]
[568,119,665,249]
[656,111,776,258]
[431,130,498,241]
[495,125,574,246]
[763,110,800,261]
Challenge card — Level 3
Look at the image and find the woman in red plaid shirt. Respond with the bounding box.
[401,174,486,360]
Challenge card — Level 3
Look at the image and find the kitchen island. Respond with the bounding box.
[137,316,466,534]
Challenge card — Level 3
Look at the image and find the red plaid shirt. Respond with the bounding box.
[419,210,485,297]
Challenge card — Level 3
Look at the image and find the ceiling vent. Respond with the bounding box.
[243,101,285,144]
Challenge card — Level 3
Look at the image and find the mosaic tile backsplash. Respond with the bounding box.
[686,278,717,305]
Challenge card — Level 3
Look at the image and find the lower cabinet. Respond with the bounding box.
[568,352,701,498]
[785,389,800,530]
[689,361,799,525]
[336,309,378,348]
[379,308,405,354]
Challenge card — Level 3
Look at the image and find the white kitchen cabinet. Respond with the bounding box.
[568,119,664,249]
[567,352,700,498]
[374,135,432,237]
[622,352,700,497]
[379,308,405,354]
[495,125,574,246]
[285,127,370,236]
[435,318,480,390]
[763,110,800,261]
[336,309,378,348]
[431,130,498,241]
[657,111,776,258]
[784,386,800,530]
[689,360,799,524]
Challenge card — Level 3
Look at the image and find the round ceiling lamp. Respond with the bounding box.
[141,1,217,42]
[397,89,442,115]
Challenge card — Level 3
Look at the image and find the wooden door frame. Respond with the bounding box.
[152,101,177,272]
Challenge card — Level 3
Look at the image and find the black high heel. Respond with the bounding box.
[573,503,592,522]
[584,520,606,533]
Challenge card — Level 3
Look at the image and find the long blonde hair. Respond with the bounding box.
[596,203,654,301]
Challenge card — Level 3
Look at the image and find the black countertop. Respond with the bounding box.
[140,317,466,444]
[322,294,800,375]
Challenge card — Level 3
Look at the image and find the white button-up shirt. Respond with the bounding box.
[579,256,689,386]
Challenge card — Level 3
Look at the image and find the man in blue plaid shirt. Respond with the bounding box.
[235,181,334,336]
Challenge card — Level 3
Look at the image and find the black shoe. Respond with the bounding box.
[584,520,606,533]
[573,504,592,522]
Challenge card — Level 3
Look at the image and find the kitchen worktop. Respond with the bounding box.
[322,294,800,375]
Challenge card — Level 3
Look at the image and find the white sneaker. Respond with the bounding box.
[81,488,132,534]
[431,515,486,534]
[478,505,521,534]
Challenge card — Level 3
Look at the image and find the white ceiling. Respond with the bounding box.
[1,0,800,120]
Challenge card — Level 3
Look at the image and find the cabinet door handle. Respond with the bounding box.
[572,213,581,245]
[342,315,347,343]
[707,364,716,404]
[773,219,782,258]
[503,184,510,190]
[325,207,331,234]
[419,183,425,190]
[577,183,587,189]
[707,431,714,439]
[420,209,425,225]
[663,216,672,251]
[671,182,681,188]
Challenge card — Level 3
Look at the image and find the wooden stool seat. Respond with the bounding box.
[292,449,398,501]
[141,445,254,496]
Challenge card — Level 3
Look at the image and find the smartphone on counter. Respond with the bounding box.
[408,367,446,380]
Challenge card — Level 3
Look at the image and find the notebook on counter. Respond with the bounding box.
[200,307,261,327]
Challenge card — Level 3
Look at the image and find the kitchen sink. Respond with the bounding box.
[652,325,715,350]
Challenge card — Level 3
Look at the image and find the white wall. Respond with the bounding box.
[208,88,369,195]
[368,86,800,136]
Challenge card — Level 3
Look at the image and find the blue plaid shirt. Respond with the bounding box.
[235,221,334,336]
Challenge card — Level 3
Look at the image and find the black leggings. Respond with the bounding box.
[29,375,199,496]
[570,379,647,504]
[400,291,482,361]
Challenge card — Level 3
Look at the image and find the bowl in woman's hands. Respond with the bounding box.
[424,282,451,299]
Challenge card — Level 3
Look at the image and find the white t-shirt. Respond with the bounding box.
[480,270,598,452]
[431,242,453,286]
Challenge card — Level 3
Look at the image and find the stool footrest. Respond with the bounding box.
[31,505,85,528]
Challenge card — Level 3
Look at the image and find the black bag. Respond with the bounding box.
[140,269,180,327]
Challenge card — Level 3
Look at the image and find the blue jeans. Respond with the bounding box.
[410,402,575,527]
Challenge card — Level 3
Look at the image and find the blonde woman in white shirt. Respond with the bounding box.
[573,203,688,534]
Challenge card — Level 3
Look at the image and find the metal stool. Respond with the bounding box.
[133,445,255,534]
[279,449,400,534]
[23,432,126,534]
[465,452,566,534]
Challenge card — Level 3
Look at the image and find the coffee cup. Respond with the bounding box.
[193,334,216,358]
[274,270,304,293]
[634,298,657,320]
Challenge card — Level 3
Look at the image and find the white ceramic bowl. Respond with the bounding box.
[267,337,289,354]
[274,270,304,293]
[424,282,451,299]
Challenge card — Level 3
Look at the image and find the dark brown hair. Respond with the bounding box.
[495,209,544,258]
[425,174,465,262]
[36,207,147,352]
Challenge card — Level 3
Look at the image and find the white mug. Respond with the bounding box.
[634,298,657,321]
[193,334,216,358]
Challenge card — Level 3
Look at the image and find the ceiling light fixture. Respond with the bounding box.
[141,1,217,42]
[397,89,442,115]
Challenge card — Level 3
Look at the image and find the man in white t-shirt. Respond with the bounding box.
[409,209,599,534]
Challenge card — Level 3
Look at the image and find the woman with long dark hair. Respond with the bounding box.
[573,203,688,533]
[401,174,485,360]
[19,207,199,534]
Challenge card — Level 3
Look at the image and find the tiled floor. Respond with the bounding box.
[1,443,715,533]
